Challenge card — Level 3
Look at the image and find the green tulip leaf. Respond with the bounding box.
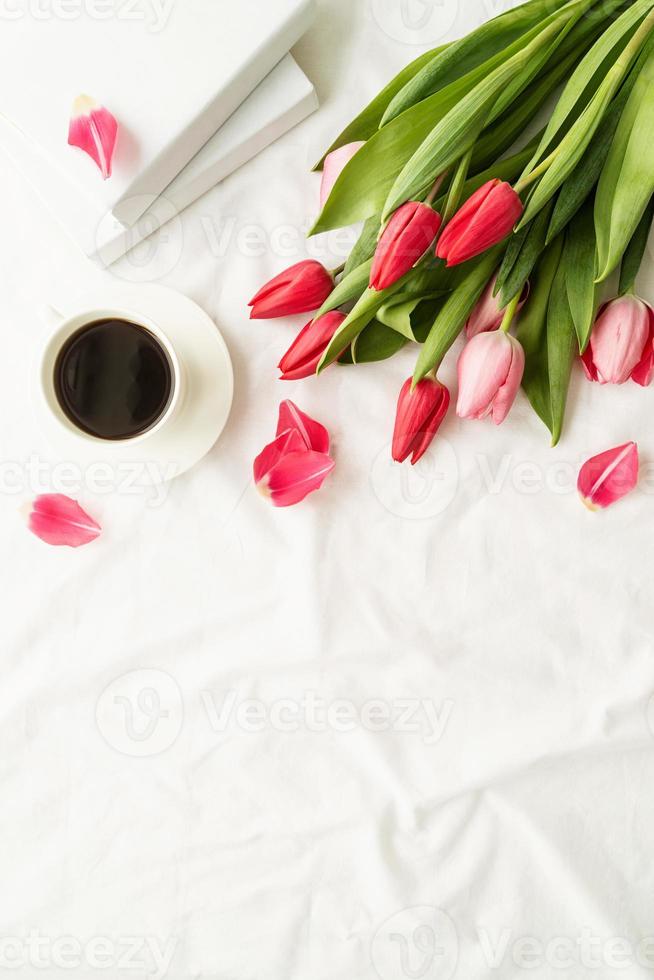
[516,237,565,434]
[521,0,654,177]
[619,193,654,295]
[595,44,654,282]
[345,217,380,275]
[518,4,654,227]
[339,320,408,364]
[496,200,554,308]
[381,0,573,126]
[547,242,578,446]
[314,260,372,319]
[564,199,598,352]
[315,46,445,168]
[384,0,598,218]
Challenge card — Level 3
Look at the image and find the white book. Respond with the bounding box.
[0,0,314,225]
[0,56,317,264]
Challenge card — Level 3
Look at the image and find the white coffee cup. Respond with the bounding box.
[39,305,186,445]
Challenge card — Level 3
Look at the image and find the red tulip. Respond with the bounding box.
[253,401,335,507]
[581,295,654,386]
[249,260,334,319]
[278,311,347,380]
[436,180,523,267]
[392,377,450,465]
[456,330,525,424]
[578,442,638,511]
[370,202,442,291]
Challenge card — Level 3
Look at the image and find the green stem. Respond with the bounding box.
[425,172,448,207]
[331,262,346,278]
[442,148,474,223]
[500,292,521,333]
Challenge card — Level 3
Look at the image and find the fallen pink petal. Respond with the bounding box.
[276,399,330,453]
[578,442,639,511]
[68,94,118,179]
[255,403,335,507]
[28,494,102,547]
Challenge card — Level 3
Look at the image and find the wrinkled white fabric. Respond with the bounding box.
[2,2,654,979]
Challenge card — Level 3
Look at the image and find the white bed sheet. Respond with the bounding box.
[2,1,654,978]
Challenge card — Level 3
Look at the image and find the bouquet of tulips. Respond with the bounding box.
[250,0,654,509]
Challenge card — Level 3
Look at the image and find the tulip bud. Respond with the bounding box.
[278,311,347,380]
[581,295,654,386]
[320,141,365,209]
[456,330,525,424]
[466,275,529,339]
[436,180,523,267]
[578,442,638,510]
[370,202,442,291]
[249,260,334,319]
[392,376,450,465]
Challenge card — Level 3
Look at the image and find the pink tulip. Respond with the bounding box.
[253,402,335,507]
[249,260,334,319]
[320,141,365,209]
[456,330,525,424]
[578,442,638,511]
[278,311,347,380]
[436,180,523,267]
[370,202,442,291]
[581,295,654,386]
[68,95,118,179]
[392,377,450,465]
[466,275,529,339]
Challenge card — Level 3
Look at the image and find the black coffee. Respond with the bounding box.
[54,318,173,441]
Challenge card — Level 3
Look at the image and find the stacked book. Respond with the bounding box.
[0,0,317,265]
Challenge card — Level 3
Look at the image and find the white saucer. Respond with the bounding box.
[34,282,233,484]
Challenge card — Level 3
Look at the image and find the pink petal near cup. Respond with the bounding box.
[319,141,365,209]
[578,442,639,511]
[27,494,102,547]
[68,95,118,180]
[254,400,334,507]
